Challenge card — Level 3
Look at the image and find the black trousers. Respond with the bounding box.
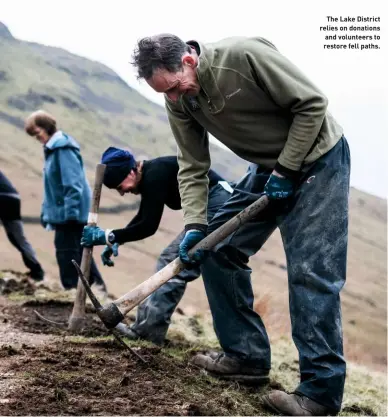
[54,223,105,290]
[0,196,44,279]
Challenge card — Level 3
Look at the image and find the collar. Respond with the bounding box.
[45,130,63,148]
[137,160,148,194]
[186,40,225,114]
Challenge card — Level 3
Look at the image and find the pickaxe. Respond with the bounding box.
[68,163,106,332]
[73,193,270,332]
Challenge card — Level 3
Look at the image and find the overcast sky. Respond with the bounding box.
[2,0,386,198]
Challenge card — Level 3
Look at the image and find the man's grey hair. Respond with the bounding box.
[131,34,191,79]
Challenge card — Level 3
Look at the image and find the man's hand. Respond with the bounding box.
[179,230,206,267]
[264,170,294,200]
[81,225,107,247]
[101,243,119,267]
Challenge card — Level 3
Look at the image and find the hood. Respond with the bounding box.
[45,130,80,151]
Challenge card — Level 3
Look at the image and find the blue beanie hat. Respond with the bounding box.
[101,147,137,189]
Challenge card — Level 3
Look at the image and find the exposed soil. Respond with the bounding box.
[0,275,269,416]
[0,335,271,416]
[2,299,110,337]
[0,272,49,296]
[0,270,128,338]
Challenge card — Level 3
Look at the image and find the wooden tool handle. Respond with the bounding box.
[116,194,270,315]
[68,164,106,329]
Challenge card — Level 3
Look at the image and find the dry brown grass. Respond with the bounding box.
[344,337,387,373]
[254,291,272,318]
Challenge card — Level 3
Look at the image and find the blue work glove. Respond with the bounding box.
[264,174,294,200]
[81,225,107,247]
[179,230,206,267]
[101,243,119,267]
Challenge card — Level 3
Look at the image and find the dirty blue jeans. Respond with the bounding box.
[131,183,233,344]
[201,137,350,412]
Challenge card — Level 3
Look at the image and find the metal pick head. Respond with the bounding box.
[71,261,147,363]
[110,328,147,363]
[72,260,103,311]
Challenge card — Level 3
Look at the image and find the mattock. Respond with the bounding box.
[72,260,147,363]
[75,194,270,339]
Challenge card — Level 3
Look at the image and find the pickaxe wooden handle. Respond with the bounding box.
[68,163,106,332]
[78,194,270,329]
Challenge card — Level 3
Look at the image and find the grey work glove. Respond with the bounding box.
[101,243,119,267]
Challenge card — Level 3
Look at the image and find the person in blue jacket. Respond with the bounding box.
[24,110,106,291]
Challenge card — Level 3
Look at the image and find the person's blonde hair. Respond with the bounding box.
[25,110,57,136]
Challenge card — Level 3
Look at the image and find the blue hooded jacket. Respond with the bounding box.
[41,131,91,225]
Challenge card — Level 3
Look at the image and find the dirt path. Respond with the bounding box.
[0,276,269,416]
[0,272,384,416]
[1,338,219,416]
[0,292,59,410]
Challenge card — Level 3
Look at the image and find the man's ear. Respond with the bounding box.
[182,54,196,68]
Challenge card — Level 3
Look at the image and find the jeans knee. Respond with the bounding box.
[215,245,249,269]
[289,259,345,294]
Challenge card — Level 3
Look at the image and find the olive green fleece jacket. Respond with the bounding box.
[165,36,343,228]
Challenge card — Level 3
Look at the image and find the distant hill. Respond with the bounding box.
[0,22,386,372]
[0,21,248,186]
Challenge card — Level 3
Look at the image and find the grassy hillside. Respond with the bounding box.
[0,21,386,377]
[0,22,248,185]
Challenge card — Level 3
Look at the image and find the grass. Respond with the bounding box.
[0,30,248,189]
[63,313,388,416]
[7,288,74,303]
[7,292,35,302]
[342,363,387,416]
[168,315,388,416]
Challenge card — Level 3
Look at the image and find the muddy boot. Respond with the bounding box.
[29,271,44,282]
[190,352,269,384]
[28,266,45,282]
[262,391,335,416]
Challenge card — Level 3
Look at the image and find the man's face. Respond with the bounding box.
[146,56,200,102]
[116,170,140,195]
[32,126,50,145]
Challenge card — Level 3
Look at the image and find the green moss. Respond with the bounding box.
[7,292,35,302]
[66,335,112,344]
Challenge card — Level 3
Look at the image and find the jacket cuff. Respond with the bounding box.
[274,162,300,182]
[185,223,207,234]
[105,229,114,247]
[111,229,126,245]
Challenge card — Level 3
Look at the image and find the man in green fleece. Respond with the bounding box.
[131,34,350,416]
